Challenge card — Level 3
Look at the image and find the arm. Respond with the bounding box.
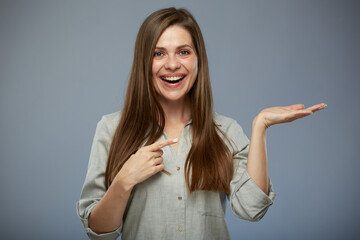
[247,116,269,194]
[77,115,177,237]
[88,176,133,234]
[228,103,326,221]
[87,137,178,234]
[247,103,327,195]
[76,116,124,239]
[227,121,275,222]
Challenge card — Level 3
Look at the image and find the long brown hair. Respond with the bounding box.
[105,7,233,193]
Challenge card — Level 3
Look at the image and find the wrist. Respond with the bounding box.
[253,113,268,130]
[111,173,135,195]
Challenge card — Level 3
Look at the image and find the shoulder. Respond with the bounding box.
[101,110,122,125]
[214,112,249,147]
[214,112,238,127]
[97,110,122,135]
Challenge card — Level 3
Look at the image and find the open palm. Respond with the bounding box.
[260,103,327,128]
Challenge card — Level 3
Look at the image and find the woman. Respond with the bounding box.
[77,7,326,239]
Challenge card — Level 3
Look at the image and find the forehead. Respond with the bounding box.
[156,25,194,48]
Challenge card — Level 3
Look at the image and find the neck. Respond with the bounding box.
[158,96,191,125]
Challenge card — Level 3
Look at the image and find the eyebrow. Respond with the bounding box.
[155,44,194,50]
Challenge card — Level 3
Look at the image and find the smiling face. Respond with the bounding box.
[152,25,198,105]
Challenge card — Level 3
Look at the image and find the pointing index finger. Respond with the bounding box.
[149,138,178,151]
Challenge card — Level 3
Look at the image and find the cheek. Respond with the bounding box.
[190,57,198,77]
[152,63,162,92]
[152,61,162,76]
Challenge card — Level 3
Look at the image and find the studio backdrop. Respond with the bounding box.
[0,0,359,239]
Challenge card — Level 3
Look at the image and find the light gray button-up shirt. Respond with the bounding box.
[77,111,276,240]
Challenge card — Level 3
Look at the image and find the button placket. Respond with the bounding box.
[174,126,188,236]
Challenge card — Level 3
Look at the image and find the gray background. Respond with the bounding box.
[1,0,359,239]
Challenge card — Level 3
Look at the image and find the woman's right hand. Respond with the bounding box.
[88,138,178,233]
[113,138,178,190]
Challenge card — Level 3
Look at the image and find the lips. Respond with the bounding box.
[160,74,186,84]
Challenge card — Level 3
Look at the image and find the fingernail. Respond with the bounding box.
[173,138,178,143]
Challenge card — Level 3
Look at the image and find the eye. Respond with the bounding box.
[154,52,164,57]
[179,50,190,56]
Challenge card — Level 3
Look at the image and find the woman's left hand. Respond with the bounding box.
[255,103,327,129]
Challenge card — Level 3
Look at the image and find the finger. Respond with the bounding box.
[147,138,178,151]
[284,104,305,110]
[154,164,165,173]
[152,156,163,165]
[294,110,312,118]
[147,151,162,160]
[306,103,327,113]
[152,150,164,158]
[289,110,313,121]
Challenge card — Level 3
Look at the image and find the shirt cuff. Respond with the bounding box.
[76,201,122,240]
[230,170,276,222]
[85,226,122,240]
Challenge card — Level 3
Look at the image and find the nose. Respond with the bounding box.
[164,55,180,70]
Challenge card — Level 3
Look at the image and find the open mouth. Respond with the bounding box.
[160,75,186,84]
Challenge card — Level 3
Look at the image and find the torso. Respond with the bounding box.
[164,123,186,152]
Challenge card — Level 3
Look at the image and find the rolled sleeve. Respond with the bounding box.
[76,201,122,240]
[226,120,276,222]
[76,114,122,239]
[230,167,276,221]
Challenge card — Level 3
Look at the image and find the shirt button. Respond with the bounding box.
[178,196,182,200]
[176,167,180,171]
[178,227,183,232]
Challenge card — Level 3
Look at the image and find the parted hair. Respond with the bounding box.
[105,7,233,193]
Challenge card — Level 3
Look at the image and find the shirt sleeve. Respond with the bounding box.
[227,120,276,222]
[76,116,122,240]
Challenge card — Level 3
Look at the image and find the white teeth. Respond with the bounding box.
[162,76,184,81]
